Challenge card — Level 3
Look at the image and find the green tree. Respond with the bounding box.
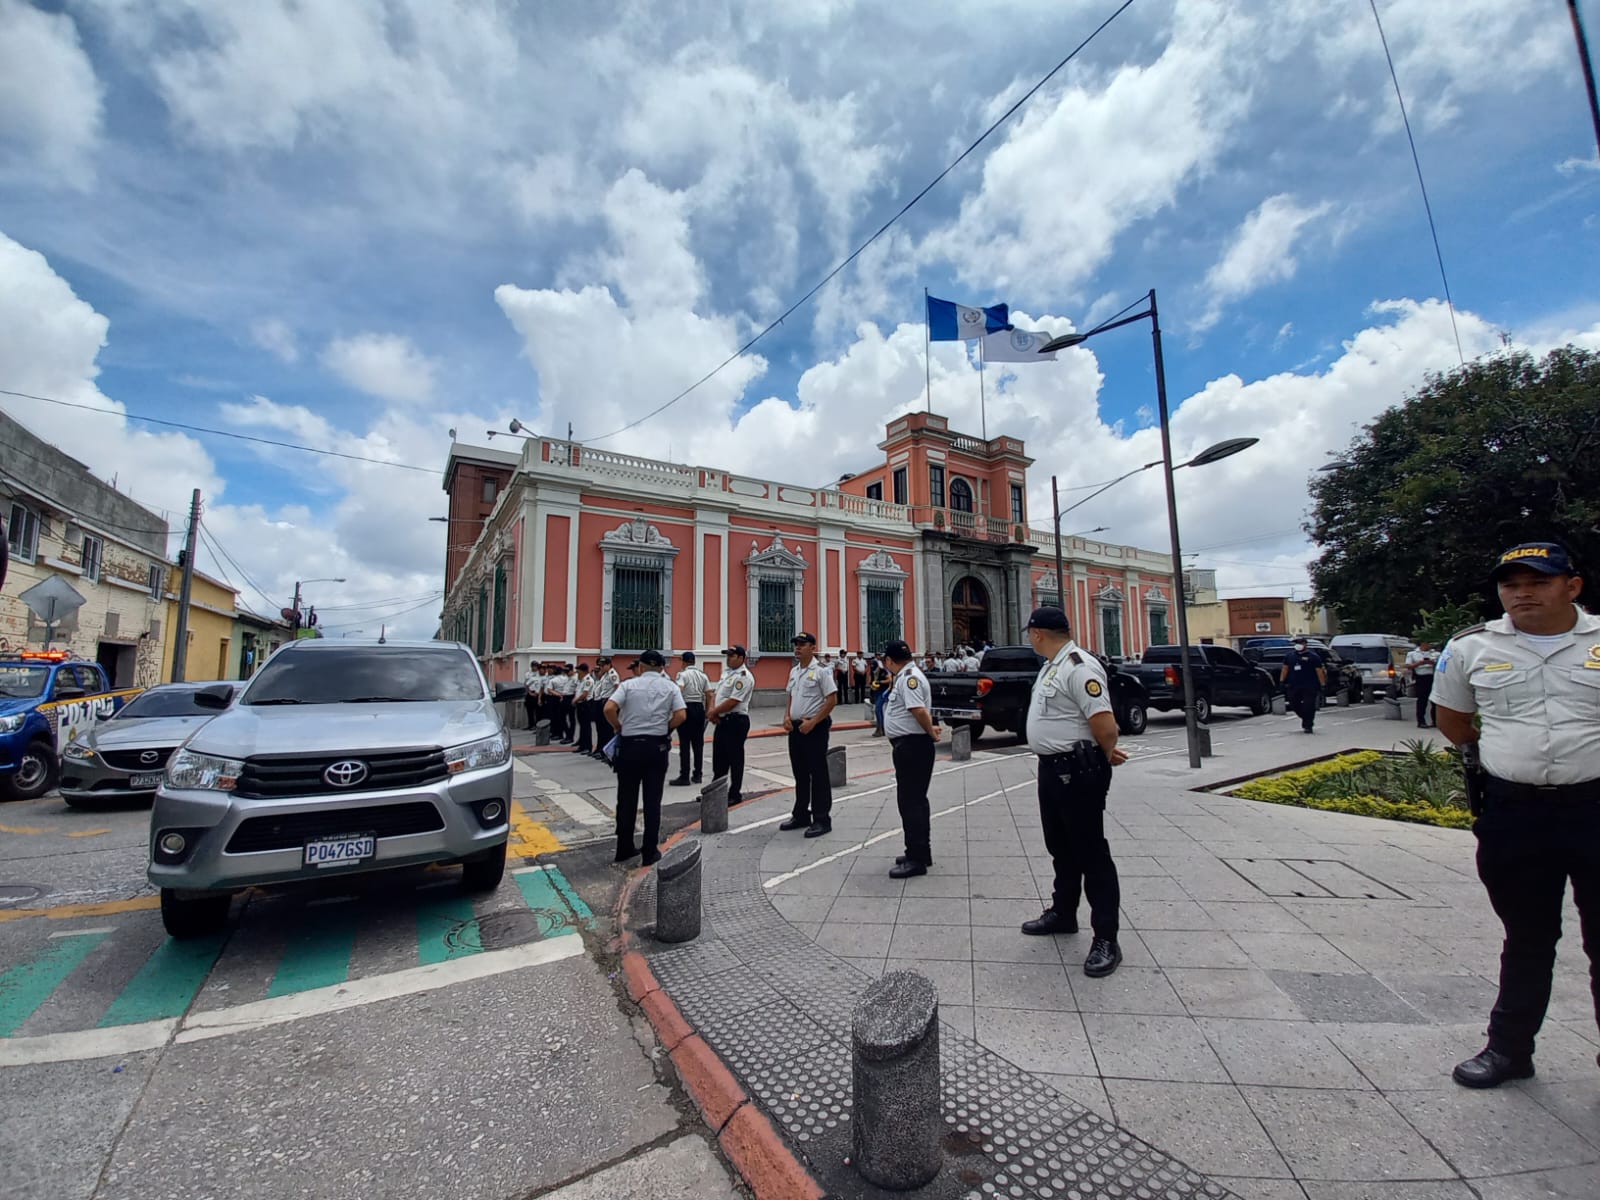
[1307,347,1600,631]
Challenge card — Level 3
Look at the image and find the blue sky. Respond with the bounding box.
[1,0,1597,635]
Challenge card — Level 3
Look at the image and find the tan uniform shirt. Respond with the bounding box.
[1025,641,1111,754]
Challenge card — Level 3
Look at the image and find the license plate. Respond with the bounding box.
[935,708,982,720]
[304,835,377,868]
[130,772,164,789]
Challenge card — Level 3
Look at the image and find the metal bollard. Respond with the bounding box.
[699,775,730,835]
[827,745,847,788]
[1195,725,1213,757]
[534,719,552,747]
[653,841,702,944]
[852,970,941,1190]
[949,725,971,761]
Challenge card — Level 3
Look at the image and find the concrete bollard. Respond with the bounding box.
[653,841,702,944]
[699,775,730,835]
[852,970,941,1190]
[1271,695,1288,716]
[949,725,971,761]
[1381,696,1403,721]
[827,745,848,789]
[534,719,552,746]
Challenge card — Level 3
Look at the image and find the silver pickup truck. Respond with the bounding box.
[148,639,513,938]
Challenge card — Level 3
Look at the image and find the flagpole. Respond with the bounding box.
[923,288,932,413]
[978,334,987,440]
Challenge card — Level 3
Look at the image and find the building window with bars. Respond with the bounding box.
[492,559,508,654]
[610,565,664,650]
[148,563,164,600]
[7,503,39,563]
[1010,484,1025,525]
[1100,606,1123,658]
[1148,606,1169,646]
[865,586,900,651]
[757,578,794,653]
[81,533,102,583]
[929,464,945,509]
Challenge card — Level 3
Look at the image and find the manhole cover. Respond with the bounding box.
[0,884,46,906]
[445,907,569,952]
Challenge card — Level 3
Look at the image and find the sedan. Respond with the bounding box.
[59,682,234,809]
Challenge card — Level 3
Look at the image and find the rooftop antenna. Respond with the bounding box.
[378,624,387,644]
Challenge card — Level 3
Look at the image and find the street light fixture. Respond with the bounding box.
[291,577,346,640]
[1040,289,1257,768]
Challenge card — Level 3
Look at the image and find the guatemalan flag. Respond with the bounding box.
[926,295,1010,341]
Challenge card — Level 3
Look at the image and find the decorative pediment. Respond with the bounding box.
[745,533,808,573]
[1094,583,1125,603]
[857,548,908,579]
[1144,585,1168,605]
[1036,573,1061,592]
[602,516,676,551]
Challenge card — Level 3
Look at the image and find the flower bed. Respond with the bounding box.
[1230,743,1473,830]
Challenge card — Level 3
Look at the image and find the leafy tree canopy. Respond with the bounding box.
[1307,346,1599,633]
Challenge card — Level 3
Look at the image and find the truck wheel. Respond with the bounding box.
[1193,695,1213,724]
[965,721,986,741]
[160,889,232,939]
[1117,702,1147,736]
[1250,685,1273,716]
[461,842,508,893]
[3,741,58,801]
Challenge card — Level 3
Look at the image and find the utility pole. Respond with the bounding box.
[291,580,302,640]
[171,488,201,682]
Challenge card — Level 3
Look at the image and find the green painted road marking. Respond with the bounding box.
[514,865,592,936]
[268,914,358,998]
[416,895,480,965]
[0,930,108,1036]
[99,935,226,1027]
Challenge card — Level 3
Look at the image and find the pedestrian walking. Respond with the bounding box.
[670,651,709,786]
[709,644,755,805]
[1406,640,1439,727]
[1279,636,1326,733]
[781,631,838,837]
[1431,542,1600,1088]
[522,662,542,732]
[1018,607,1128,979]
[588,657,620,760]
[604,649,686,867]
[881,640,940,878]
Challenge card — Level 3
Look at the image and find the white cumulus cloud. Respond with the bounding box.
[321,333,438,405]
[0,0,104,188]
[1196,194,1333,331]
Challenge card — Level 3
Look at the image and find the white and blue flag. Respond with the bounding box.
[927,295,1010,341]
[981,327,1057,363]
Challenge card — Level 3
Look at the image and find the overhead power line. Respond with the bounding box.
[579,0,1138,445]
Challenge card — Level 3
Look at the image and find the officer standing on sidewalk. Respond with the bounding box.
[604,649,686,867]
[1430,542,1600,1088]
[587,657,620,761]
[708,645,755,805]
[782,631,838,838]
[571,663,595,754]
[882,640,940,879]
[1406,640,1439,727]
[1018,607,1128,979]
[522,662,542,732]
[670,651,709,787]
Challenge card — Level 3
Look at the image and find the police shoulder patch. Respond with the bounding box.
[907,676,919,689]
[734,680,744,690]
[1084,679,1103,697]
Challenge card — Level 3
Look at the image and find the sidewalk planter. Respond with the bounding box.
[1229,750,1473,830]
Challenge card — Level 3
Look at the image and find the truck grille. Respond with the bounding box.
[100,748,176,771]
[234,747,448,799]
[225,802,445,853]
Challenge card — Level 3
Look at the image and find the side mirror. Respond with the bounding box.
[194,684,234,710]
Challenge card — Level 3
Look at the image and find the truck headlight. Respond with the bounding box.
[166,748,244,792]
[63,742,97,760]
[0,713,25,734]
[445,731,510,774]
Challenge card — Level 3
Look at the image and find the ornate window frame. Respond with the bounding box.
[600,517,679,656]
[1143,584,1170,644]
[856,549,908,652]
[1095,582,1125,657]
[744,534,808,661]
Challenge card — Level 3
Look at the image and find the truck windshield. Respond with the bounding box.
[116,687,231,718]
[0,666,50,699]
[243,647,486,705]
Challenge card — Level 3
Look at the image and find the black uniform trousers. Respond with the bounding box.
[676,702,705,780]
[787,716,833,824]
[1037,751,1120,940]
[614,734,671,857]
[1414,674,1434,726]
[1286,685,1319,731]
[853,674,867,704]
[891,734,935,865]
[1475,785,1600,1060]
[523,694,539,731]
[574,698,596,752]
[712,713,749,803]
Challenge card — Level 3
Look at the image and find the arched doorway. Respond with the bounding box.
[950,576,991,646]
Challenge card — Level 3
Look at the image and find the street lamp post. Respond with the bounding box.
[1040,289,1257,768]
[292,577,346,640]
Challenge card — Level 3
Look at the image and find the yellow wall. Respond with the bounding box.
[162,572,239,683]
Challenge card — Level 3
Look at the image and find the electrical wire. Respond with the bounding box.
[311,592,445,613]
[1369,0,1464,365]
[198,525,283,616]
[320,594,443,631]
[578,0,1139,444]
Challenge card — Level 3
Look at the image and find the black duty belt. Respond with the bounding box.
[619,734,670,743]
[890,734,933,747]
[1040,740,1101,765]
[684,699,705,706]
[1484,776,1600,804]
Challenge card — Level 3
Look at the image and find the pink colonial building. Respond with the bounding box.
[439,412,1176,689]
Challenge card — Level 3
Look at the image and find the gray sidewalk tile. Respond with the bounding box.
[1374,971,1499,1023]
[893,896,971,925]
[1037,1072,1116,1121]
[967,871,1044,899]
[1167,968,1305,1020]
[886,923,972,961]
[769,894,836,925]
[1200,901,1313,933]
[1082,1013,1230,1082]
[896,874,976,897]
[1545,968,1600,1022]
[1117,855,1175,877]
[975,1006,1098,1075]
[970,897,1046,926]
[1121,875,1198,903]
[1140,929,1255,969]
[764,868,848,896]
[1233,932,1365,972]
[1300,1184,1475,1200]
[1111,930,1158,968]
[973,961,1076,1011]
[834,872,906,897]
[1268,971,1426,1024]
[1122,899,1221,930]
[881,957,974,1006]
[967,852,1031,873]
[1102,1079,1290,1178]
[812,921,893,960]
[823,895,900,924]
[1391,1088,1600,1177]
[1469,1164,1600,1199]
[1195,1017,1371,1088]
[1069,966,1188,1016]
[1323,933,1465,974]
[973,931,1075,967]
[938,1004,975,1036]
[1242,1086,1453,1180]
[1324,1022,1498,1089]
[1213,1177,1312,1200]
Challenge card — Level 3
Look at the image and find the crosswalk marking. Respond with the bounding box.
[416,894,480,965]
[0,930,108,1036]
[99,935,225,1027]
[513,864,594,929]
[268,912,357,998]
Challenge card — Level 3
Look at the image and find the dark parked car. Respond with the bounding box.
[929,645,1148,738]
[1240,638,1363,705]
[1125,644,1277,723]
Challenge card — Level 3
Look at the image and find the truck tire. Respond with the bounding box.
[461,841,508,893]
[160,888,232,939]
[1250,685,1273,716]
[1193,694,1213,724]
[2,740,58,802]
[1117,702,1147,736]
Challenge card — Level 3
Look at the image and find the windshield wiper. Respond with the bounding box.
[344,696,423,703]
[249,697,306,706]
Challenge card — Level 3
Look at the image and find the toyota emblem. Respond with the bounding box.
[139,750,160,765]
[323,760,369,788]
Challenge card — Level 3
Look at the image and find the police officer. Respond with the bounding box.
[709,645,755,805]
[1279,636,1326,733]
[522,662,542,732]
[782,631,838,837]
[546,665,572,742]
[1019,607,1128,979]
[587,656,620,761]
[1405,640,1438,727]
[571,663,595,754]
[1431,542,1600,1088]
[670,651,709,786]
[882,639,941,878]
[604,649,686,866]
